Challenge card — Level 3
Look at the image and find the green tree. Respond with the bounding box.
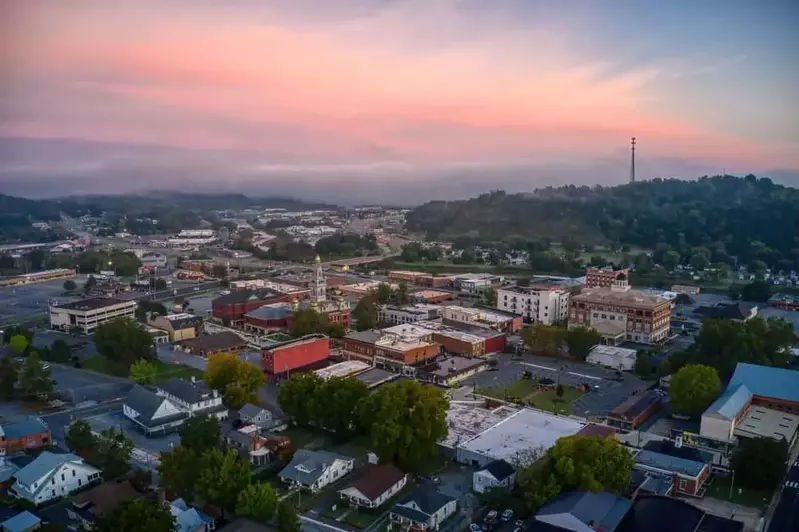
[358,380,448,471]
[555,384,564,398]
[352,294,378,331]
[325,323,346,338]
[634,351,652,377]
[740,280,771,302]
[84,274,97,293]
[278,373,325,426]
[158,446,199,501]
[2,326,32,344]
[565,326,602,361]
[290,308,323,337]
[66,420,97,457]
[669,364,721,416]
[179,416,220,453]
[63,279,78,291]
[730,437,789,491]
[236,482,279,523]
[522,323,566,356]
[518,435,634,510]
[94,427,134,480]
[275,500,302,532]
[485,288,498,307]
[374,283,394,304]
[128,359,157,385]
[196,449,251,515]
[94,318,154,371]
[0,357,18,400]
[97,499,175,532]
[18,352,53,398]
[320,377,370,434]
[49,339,72,362]
[204,353,264,407]
[395,282,410,305]
[9,334,29,356]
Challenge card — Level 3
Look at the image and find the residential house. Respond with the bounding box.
[472,460,516,494]
[157,378,228,420]
[533,491,632,532]
[0,511,41,532]
[224,427,290,466]
[123,385,189,436]
[0,418,51,454]
[237,404,282,430]
[178,332,249,358]
[279,450,354,492]
[389,486,457,531]
[149,313,204,342]
[68,479,139,529]
[170,498,215,532]
[339,464,408,509]
[10,452,102,505]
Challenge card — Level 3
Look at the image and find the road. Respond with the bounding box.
[768,457,799,531]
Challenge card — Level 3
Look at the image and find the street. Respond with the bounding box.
[768,457,799,531]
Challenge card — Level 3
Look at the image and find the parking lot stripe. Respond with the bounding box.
[568,371,601,380]
[520,362,556,371]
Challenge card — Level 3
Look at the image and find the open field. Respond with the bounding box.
[705,474,771,511]
[82,355,204,382]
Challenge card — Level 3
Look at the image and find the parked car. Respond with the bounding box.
[514,519,524,528]
[470,524,482,532]
[485,510,498,524]
[501,509,514,522]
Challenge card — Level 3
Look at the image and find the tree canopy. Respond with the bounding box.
[18,352,52,398]
[158,445,199,502]
[178,416,221,453]
[352,294,378,331]
[97,499,175,532]
[565,327,602,361]
[730,437,789,491]
[204,352,265,409]
[275,500,302,532]
[522,323,566,356]
[0,357,18,400]
[196,449,252,515]
[94,318,155,371]
[236,483,279,523]
[129,359,157,385]
[278,373,369,435]
[669,364,721,417]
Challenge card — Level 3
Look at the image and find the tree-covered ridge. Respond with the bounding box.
[405,175,799,268]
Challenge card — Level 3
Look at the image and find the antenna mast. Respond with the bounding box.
[629,137,636,184]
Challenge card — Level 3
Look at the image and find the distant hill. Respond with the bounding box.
[405,175,799,270]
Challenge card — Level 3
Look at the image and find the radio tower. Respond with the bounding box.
[629,137,637,184]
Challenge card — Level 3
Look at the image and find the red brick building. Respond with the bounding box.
[339,329,439,367]
[261,335,331,381]
[585,267,631,289]
[212,289,294,324]
[607,390,663,432]
[0,417,52,454]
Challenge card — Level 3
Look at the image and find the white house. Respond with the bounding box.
[473,460,516,494]
[586,345,637,372]
[279,450,354,492]
[170,498,215,532]
[339,464,408,509]
[390,487,457,531]
[10,452,102,505]
[123,385,189,436]
[156,378,228,420]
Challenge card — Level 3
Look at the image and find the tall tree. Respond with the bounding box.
[730,437,789,491]
[18,352,53,398]
[522,323,566,356]
[290,308,323,337]
[275,500,302,532]
[9,334,29,356]
[63,279,77,291]
[352,294,378,331]
[321,377,370,435]
[669,364,721,416]
[66,420,97,457]
[94,318,154,371]
[179,416,220,453]
[128,359,158,385]
[49,339,72,362]
[395,282,410,305]
[204,352,264,409]
[565,327,602,361]
[374,283,394,304]
[278,373,325,426]
[196,449,251,515]
[94,427,134,480]
[97,499,175,532]
[158,446,199,501]
[0,357,18,400]
[358,380,448,471]
[236,483,279,523]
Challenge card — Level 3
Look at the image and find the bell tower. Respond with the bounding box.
[312,255,326,303]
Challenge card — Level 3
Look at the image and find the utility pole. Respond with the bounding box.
[629,137,637,184]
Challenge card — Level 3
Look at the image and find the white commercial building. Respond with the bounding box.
[377,304,442,325]
[497,286,570,325]
[49,298,138,334]
[586,345,638,372]
[455,408,584,468]
[315,360,372,380]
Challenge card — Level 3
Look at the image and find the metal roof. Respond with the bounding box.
[704,384,752,420]
[13,451,85,486]
[279,450,353,486]
[1,511,41,532]
[634,449,706,478]
[728,363,799,404]
[536,490,632,532]
[0,417,49,439]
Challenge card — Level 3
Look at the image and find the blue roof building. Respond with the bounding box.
[535,491,632,532]
[0,511,41,532]
[633,450,709,496]
[705,384,753,420]
[728,363,799,404]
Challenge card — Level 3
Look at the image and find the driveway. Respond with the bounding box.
[50,364,132,404]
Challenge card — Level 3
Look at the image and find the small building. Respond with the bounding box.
[123,385,189,435]
[472,460,516,494]
[212,289,295,324]
[279,450,354,492]
[0,511,41,532]
[145,326,170,345]
[49,297,138,334]
[0,418,51,454]
[440,305,522,334]
[237,403,274,428]
[149,313,204,342]
[534,490,632,532]
[607,391,663,433]
[576,424,618,440]
[412,290,454,304]
[417,356,488,387]
[68,479,139,529]
[389,486,457,531]
[586,345,637,372]
[10,452,102,505]
[700,384,752,442]
[156,378,228,420]
[339,464,408,509]
[169,498,215,532]
[632,449,710,497]
[671,285,701,295]
[726,362,799,415]
[226,427,289,466]
[732,405,799,445]
[616,495,744,532]
[377,304,442,326]
[314,360,372,380]
[178,331,249,357]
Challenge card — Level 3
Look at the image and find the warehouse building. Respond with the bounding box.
[339,329,439,370]
[440,305,522,334]
[607,390,663,433]
[586,345,638,372]
[49,298,138,334]
[377,304,442,326]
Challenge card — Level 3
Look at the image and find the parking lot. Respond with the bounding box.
[0,279,81,325]
[472,353,650,418]
[85,408,180,455]
[50,364,132,403]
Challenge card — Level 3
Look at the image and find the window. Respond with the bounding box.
[61,473,65,481]
[73,470,76,477]
[51,489,56,497]
[679,479,687,491]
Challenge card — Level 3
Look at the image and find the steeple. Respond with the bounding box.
[312,254,326,303]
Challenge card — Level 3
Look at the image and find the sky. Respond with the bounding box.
[1,0,797,204]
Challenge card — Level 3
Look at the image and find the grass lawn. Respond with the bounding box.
[480,378,583,414]
[282,427,333,450]
[82,355,204,382]
[342,509,382,529]
[320,501,350,521]
[706,474,771,511]
[479,379,538,401]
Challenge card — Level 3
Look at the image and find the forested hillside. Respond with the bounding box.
[405,175,799,269]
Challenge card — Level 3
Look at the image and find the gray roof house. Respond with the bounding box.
[10,452,102,505]
[156,378,228,420]
[390,486,458,531]
[279,450,354,492]
[123,385,189,435]
[237,403,285,431]
[534,491,632,532]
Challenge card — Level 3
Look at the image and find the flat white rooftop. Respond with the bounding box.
[314,360,371,380]
[439,403,520,449]
[457,408,584,462]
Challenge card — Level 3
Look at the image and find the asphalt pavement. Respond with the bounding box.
[768,457,799,531]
